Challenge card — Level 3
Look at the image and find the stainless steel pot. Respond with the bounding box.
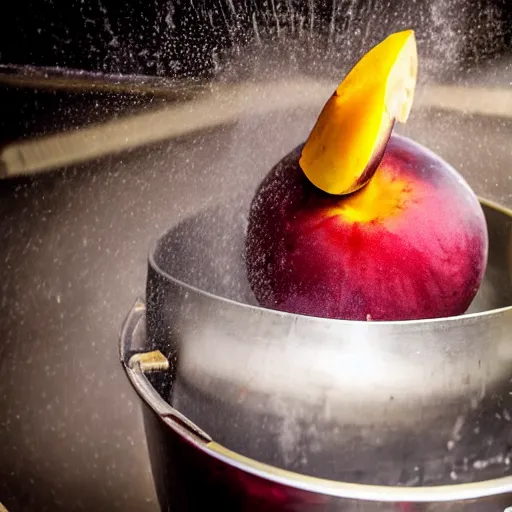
[121,196,512,510]
[121,303,512,511]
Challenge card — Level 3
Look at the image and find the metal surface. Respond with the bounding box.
[0,64,206,98]
[121,301,512,510]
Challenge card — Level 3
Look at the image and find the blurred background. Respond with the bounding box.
[0,1,511,511]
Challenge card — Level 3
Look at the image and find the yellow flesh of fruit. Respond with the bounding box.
[299,30,418,196]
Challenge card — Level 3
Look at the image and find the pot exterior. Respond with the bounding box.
[120,300,512,510]
[143,406,512,512]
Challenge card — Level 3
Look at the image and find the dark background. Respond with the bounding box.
[0,0,510,80]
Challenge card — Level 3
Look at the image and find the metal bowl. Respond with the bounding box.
[120,196,512,510]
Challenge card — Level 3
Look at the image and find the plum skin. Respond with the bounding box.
[245,134,488,321]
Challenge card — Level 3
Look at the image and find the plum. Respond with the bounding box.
[245,30,488,321]
[245,134,488,321]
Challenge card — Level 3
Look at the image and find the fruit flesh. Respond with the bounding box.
[245,135,488,321]
[299,30,417,196]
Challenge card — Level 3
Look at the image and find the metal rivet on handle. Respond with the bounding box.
[128,350,169,372]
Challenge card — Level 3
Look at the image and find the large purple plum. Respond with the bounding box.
[245,134,488,321]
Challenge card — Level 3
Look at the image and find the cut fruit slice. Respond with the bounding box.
[299,30,418,196]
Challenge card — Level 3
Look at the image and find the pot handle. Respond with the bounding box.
[119,298,212,446]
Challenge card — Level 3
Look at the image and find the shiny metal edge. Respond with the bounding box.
[119,298,171,417]
[0,78,330,177]
[119,298,212,440]
[206,442,512,503]
[0,64,207,98]
[119,300,512,503]
[479,196,512,218]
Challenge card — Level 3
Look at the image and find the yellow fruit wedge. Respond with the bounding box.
[299,30,418,195]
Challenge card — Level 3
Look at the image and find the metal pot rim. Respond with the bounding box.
[147,196,512,329]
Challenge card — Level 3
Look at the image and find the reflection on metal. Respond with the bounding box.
[420,85,512,119]
[0,75,511,178]
[0,78,332,178]
[0,64,206,99]
[128,350,169,373]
